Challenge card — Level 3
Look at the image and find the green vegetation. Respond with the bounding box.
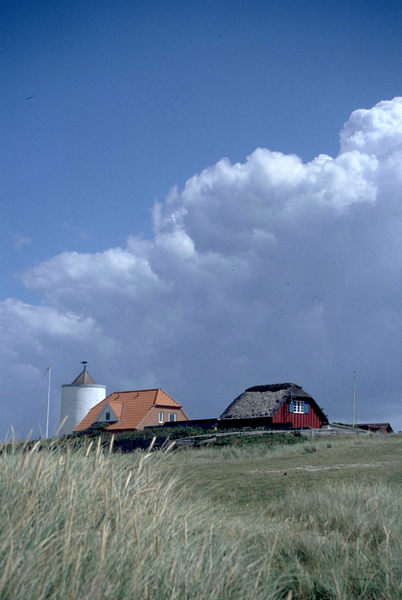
[205,431,304,447]
[22,426,309,452]
[72,423,217,440]
[0,435,400,599]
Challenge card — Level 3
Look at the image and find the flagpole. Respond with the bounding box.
[352,370,357,427]
[46,366,51,439]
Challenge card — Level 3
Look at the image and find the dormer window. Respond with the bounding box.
[105,411,111,421]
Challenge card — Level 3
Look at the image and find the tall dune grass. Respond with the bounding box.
[0,440,400,599]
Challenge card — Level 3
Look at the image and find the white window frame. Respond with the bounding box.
[158,411,164,424]
[294,400,305,414]
[169,413,177,422]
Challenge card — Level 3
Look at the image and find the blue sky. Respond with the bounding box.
[1,0,402,436]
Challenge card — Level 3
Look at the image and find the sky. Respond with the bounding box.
[1,0,401,438]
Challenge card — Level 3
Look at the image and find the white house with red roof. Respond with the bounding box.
[74,388,189,432]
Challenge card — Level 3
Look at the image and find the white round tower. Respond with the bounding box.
[59,362,106,436]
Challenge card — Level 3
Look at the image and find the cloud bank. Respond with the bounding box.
[1,98,401,437]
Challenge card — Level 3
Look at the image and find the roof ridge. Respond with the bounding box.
[155,388,181,406]
[111,388,159,394]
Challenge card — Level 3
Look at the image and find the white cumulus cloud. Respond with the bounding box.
[1,97,401,437]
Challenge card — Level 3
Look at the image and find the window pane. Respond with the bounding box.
[294,400,305,414]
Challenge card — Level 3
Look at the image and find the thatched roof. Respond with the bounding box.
[220,383,327,422]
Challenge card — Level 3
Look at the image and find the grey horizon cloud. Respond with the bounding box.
[1,98,401,438]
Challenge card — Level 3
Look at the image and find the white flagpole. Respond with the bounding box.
[46,366,51,439]
[352,370,357,427]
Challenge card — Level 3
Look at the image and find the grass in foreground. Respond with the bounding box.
[0,435,400,599]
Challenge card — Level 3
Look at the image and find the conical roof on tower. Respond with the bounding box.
[71,361,96,385]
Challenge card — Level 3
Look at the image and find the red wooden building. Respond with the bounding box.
[220,383,327,429]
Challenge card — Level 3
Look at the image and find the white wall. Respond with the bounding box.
[59,384,106,436]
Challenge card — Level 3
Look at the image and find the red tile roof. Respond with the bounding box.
[74,389,184,432]
[108,399,123,420]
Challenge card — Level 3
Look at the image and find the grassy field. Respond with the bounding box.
[165,434,402,510]
[0,434,400,599]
